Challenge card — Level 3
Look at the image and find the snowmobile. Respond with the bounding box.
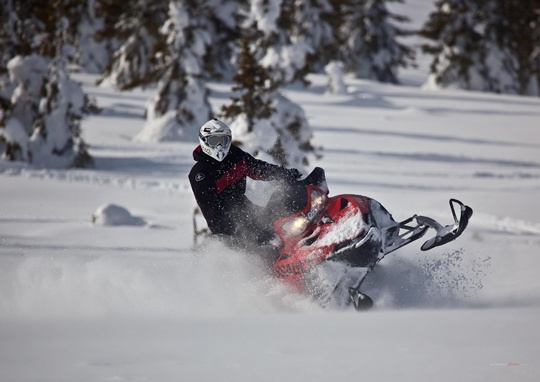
[193,167,473,311]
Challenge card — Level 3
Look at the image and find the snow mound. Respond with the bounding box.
[91,203,146,226]
[324,60,347,95]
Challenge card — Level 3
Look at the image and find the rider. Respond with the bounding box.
[189,118,302,246]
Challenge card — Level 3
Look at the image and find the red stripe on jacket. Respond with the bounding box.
[215,158,262,194]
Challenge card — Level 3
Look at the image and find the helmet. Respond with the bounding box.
[199,118,232,162]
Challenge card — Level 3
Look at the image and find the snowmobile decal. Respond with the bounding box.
[275,261,305,277]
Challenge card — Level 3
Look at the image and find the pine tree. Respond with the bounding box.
[283,0,337,75]
[29,57,94,168]
[421,0,540,96]
[202,0,239,80]
[0,0,94,168]
[221,35,278,131]
[338,0,415,83]
[74,0,115,74]
[486,0,540,95]
[420,0,484,90]
[248,0,335,86]
[220,4,319,167]
[96,0,168,90]
[0,0,19,77]
[134,0,213,142]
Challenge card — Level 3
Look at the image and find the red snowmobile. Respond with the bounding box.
[194,167,473,310]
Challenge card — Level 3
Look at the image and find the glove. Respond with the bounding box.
[284,168,302,180]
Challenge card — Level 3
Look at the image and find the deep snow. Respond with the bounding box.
[2,1,540,380]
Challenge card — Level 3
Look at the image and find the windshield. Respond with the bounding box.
[266,167,329,224]
[279,186,328,237]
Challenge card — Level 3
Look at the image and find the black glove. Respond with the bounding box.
[284,168,302,180]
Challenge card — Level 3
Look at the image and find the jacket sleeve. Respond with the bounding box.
[243,151,291,181]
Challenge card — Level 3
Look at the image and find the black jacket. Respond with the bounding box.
[189,145,291,236]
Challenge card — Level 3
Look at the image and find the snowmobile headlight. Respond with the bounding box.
[281,189,327,237]
[310,190,325,210]
[282,215,310,237]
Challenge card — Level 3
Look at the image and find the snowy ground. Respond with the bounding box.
[2,2,540,381]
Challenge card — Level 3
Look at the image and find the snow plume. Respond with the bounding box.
[364,248,492,309]
[0,238,316,320]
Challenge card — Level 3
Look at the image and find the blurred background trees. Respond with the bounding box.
[1,0,538,168]
[420,0,540,95]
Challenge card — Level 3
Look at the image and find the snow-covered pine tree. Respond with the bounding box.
[485,0,540,96]
[420,0,484,90]
[220,34,278,138]
[480,0,525,95]
[421,0,540,96]
[203,0,239,80]
[0,54,41,163]
[0,0,94,168]
[221,35,316,167]
[251,0,335,85]
[134,0,214,142]
[96,0,168,89]
[28,57,94,168]
[285,0,337,75]
[0,0,18,132]
[220,3,319,168]
[338,0,415,83]
[74,0,115,74]
[0,0,18,77]
[221,35,278,131]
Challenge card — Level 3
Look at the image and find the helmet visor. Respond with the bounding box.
[204,135,231,148]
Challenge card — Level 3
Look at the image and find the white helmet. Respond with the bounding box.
[199,118,232,162]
